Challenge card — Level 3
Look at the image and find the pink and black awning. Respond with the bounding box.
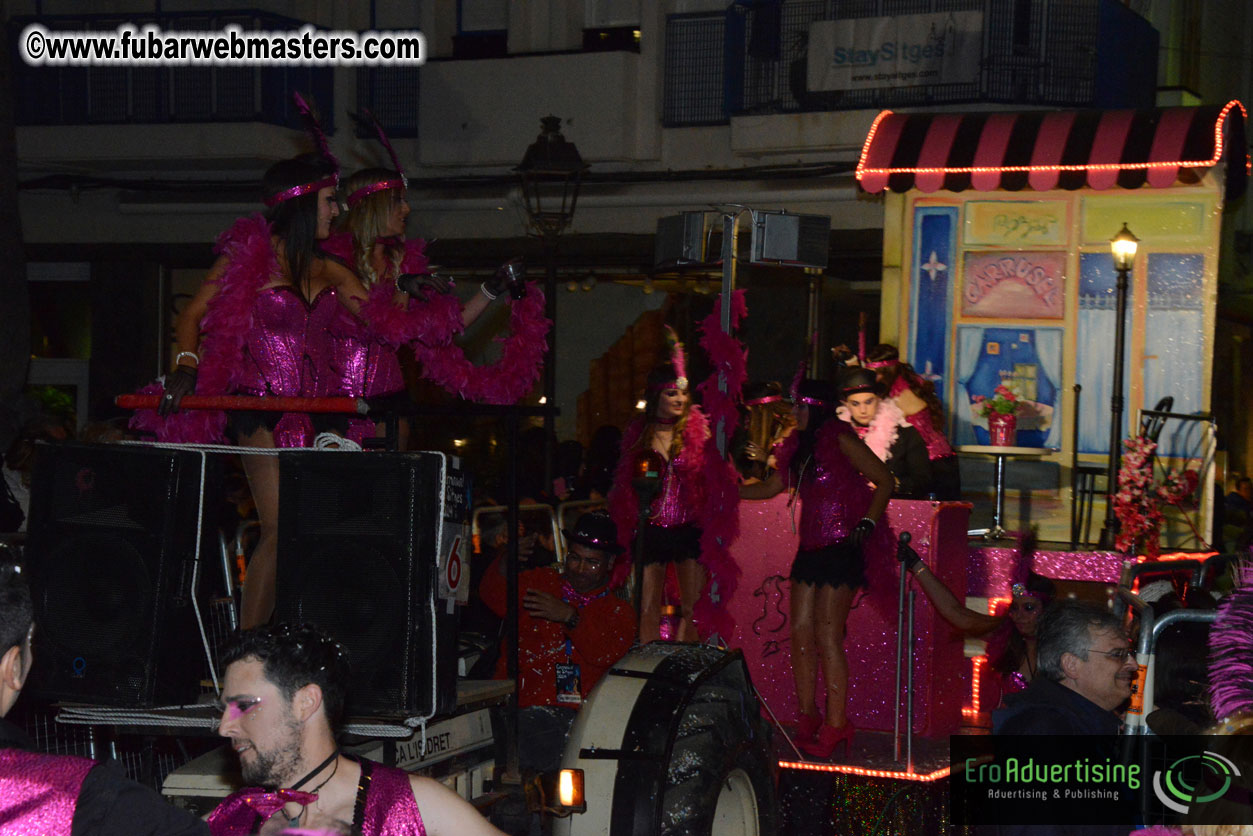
[856,100,1248,197]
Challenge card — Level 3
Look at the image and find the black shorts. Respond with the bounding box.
[639,523,702,566]
[790,540,867,591]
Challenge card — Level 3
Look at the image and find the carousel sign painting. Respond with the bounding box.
[961,251,1065,319]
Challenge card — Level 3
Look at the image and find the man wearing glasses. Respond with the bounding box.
[987,600,1140,836]
[479,510,636,775]
[993,599,1138,735]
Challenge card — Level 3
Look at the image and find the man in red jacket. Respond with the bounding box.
[479,510,636,774]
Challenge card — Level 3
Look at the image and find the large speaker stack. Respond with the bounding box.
[275,451,466,719]
[23,442,213,707]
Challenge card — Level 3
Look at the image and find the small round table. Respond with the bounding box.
[957,445,1051,540]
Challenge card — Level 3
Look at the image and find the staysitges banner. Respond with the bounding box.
[807,11,983,92]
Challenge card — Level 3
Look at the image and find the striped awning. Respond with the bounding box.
[856,100,1248,197]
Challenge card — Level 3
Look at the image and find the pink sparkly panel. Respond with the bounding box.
[729,498,971,737]
[0,749,95,835]
[235,286,317,398]
[358,762,427,836]
[649,458,700,527]
[310,292,404,399]
[966,545,1124,597]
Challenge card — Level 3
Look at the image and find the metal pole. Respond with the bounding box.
[906,587,915,774]
[894,554,907,762]
[1098,265,1131,550]
[1070,383,1082,549]
[716,212,737,457]
[505,408,521,777]
[543,236,558,494]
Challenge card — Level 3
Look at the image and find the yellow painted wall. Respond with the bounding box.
[883,169,1224,547]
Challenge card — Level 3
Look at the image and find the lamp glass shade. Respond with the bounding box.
[515,115,587,238]
[1110,223,1139,271]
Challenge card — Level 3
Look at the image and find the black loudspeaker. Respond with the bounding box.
[24,442,213,707]
[654,212,711,267]
[748,210,830,269]
[275,451,465,719]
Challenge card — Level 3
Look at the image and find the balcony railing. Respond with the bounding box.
[664,0,1155,127]
[9,11,333,128]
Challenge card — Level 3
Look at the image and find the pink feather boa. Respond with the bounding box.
[410,284,550,404]
[694,290,747,638]
[321,233,463,348]
[836,398,905,462]
[322,233,548,403]
[129,215,278,443]
[608,406,741,639]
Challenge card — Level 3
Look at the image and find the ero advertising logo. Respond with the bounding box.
[1152,751,1242,815]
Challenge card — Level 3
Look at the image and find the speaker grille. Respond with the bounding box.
[276,451,458,719]
[25,443,209,707]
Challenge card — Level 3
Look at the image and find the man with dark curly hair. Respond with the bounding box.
[207,622,503,836]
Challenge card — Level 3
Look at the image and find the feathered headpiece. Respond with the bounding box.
[653,325,689,392]
[1209,562,1253,722]
[265,92,340,207]
[1007,529,1053,602]
[347,108,408,206]
[789,358,807,403]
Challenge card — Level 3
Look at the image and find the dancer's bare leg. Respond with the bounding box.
[814,583,855,728]
[639,562,665,644]
[238,426,280,629]
[790,581,818,717]
[674,558,707,642]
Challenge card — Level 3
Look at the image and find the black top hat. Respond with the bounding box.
[838,367,886,399]
[562,510,624,555]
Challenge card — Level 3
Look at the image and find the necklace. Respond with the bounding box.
[285,749,340,826]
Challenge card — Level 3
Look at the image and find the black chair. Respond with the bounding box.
[1069,394,1176,549]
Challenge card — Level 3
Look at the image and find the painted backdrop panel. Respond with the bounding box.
[956,326,1063,448]
[962,251,1066,319]
[909,206,958,410]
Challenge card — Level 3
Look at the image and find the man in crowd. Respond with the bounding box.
[0,562,210,835]
[209,622,503,836]
[989,600,1139,835]
[994,599,1136,735]
[479,510,636,775]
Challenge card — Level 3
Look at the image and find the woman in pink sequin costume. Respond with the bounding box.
[154,156,342,629]
[865,343,962,500]
[316,165,494,445]
[898,537,1054,710]
[609,364,731,644]
[740,379,893,759]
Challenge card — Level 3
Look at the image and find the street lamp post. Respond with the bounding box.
[1097,223,1139,551]
[515,115,586,492]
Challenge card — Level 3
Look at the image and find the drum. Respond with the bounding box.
[554,643,777,836]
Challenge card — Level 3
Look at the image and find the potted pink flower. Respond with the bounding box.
[974,385,1021,446]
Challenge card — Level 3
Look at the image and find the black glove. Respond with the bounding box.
[896,532,923,572]
[159,366,197,417]
[484,258,526,300]
[397,272,451,298]
[846,517,875,549]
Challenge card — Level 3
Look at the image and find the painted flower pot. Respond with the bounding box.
[988,413,1017,446]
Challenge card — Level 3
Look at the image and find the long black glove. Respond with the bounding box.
[896,531,923,572]
[484,258,526,300]
[396,272,452,297]
[159,366,197,417]
[845,517,876,549]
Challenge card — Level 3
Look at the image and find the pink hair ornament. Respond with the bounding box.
[347,108,408,206]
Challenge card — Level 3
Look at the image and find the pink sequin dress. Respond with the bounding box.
[887,377,962,500]
[774,420,886,588]
[207,759,425,836]
[0,749,95,834]
[888,377,953,460]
